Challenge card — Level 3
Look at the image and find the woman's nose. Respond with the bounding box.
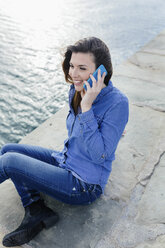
[71,68,79,78]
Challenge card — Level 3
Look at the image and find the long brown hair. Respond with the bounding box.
[62,37,113,114]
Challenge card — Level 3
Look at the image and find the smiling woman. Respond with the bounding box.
[1,0,164,246]
[0,36,129,247]
[62,37,113,114]
[69,52,96,92]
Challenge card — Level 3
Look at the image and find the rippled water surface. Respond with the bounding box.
[0,0,165,147]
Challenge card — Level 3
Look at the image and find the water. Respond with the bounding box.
[0,0,165,148]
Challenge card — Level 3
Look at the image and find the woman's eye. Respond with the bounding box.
[69,64,86,70]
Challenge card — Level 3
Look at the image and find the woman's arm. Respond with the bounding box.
[78,99,129,165]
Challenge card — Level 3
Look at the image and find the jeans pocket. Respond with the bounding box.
[78,180,102,202]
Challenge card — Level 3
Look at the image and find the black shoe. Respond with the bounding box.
[2,199,59,247]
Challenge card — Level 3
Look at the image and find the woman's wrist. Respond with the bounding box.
[81,105,92,113]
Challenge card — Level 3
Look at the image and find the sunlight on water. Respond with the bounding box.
[1,0,65,24]
[1,0,68,62]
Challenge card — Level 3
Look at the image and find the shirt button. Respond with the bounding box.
[101,154,105,158]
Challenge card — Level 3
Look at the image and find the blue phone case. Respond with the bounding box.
[83,64,107,91]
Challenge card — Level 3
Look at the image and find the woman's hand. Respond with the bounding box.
[80,69,106,113]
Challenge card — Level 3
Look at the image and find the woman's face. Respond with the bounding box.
[69,52,96,92]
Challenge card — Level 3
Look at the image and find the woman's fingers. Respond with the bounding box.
[80,70,106,107]
[83,80,90,91]
[96,70,106,90]
[90,73,97,87]
[85,69,106,94]
[97,68,101,81]
[80,88,85,98]
[90,69,106,90]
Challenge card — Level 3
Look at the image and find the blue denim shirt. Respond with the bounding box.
[51,80,129,192]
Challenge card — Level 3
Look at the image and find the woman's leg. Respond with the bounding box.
[0,143,60,206]
[0,143,58,165]
[0,146,102,246]
[0,152,101,207]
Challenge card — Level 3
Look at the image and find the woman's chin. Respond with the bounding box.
[74,85,84,92]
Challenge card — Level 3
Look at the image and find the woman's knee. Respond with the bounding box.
[1,143,19,155]
[0,152,25,181]
[1,152,23,171]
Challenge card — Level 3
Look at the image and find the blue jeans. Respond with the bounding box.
[0,143,102,207]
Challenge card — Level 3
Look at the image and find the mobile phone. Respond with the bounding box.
[83,64,107,91]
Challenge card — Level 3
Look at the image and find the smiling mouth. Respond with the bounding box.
[73,81,83,86]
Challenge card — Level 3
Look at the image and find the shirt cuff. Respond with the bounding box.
[78,108,95,123]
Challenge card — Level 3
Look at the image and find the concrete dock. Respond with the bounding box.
[0,30,165,248]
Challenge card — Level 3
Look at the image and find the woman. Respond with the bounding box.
[0,37,129,247]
